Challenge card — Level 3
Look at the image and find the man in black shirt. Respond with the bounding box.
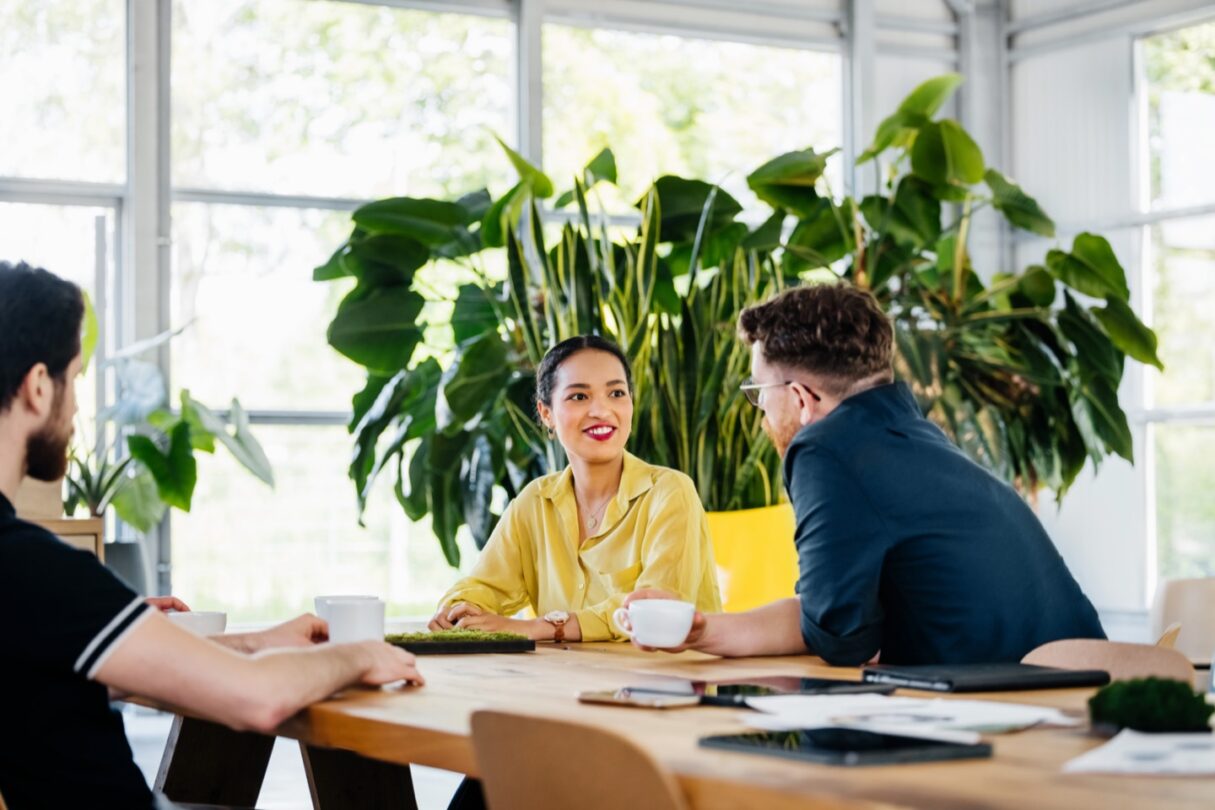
[0,261,425,809]
[627,283,1104,664]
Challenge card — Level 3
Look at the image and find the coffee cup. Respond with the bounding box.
[612,599,695,648]
[326,597,386,644]
[166,610,227,636]
[314,594,379,624]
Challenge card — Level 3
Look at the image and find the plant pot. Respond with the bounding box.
[13,476,64,520]
[104,540,149,596]
[706,502,798,613]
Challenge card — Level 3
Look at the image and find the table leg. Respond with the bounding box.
[154,715,274,807]
[300,743,419,810]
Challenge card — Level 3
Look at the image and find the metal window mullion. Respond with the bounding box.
[516,0,543,165]
[844,0,876,199]
[172,187,365,211]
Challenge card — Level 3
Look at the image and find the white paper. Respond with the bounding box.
[1063,729,1215,775]
[745,694,1078,739]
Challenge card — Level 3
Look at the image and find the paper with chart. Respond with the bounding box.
[1063,729,1215,775]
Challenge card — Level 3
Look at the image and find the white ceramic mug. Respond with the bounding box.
[612,599,695,648]
[314,594,379,624]
[326,598,386,644]
[166,610,227,636]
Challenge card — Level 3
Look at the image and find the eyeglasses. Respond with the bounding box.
[739,378,823,407]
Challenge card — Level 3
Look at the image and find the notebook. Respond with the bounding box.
[861,662,1110,692]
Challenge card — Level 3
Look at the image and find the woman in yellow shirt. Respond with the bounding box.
[428,335,721,642]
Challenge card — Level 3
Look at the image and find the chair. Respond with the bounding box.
[1155,622,1182,650]
[1150,577,1215,663]
[1023,639,1195,683]
[470,711,688,810]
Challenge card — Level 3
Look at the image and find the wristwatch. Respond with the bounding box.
[542,610,570,643]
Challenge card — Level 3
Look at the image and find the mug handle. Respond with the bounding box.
[611,607,634,638]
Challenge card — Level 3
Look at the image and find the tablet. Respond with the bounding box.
[700,727,993,766]
[626,676,894,706]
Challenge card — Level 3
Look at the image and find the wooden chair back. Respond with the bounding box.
[471,710,688,810]
[1155,622,1182,650]
[1023,639,1195,683]
[1151,577,1215,662]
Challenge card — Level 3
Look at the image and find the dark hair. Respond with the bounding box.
[738,282,893,396]
[535,335,633,407]
[0,261,85,413]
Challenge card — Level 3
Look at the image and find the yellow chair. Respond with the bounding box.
[706,502,798,613]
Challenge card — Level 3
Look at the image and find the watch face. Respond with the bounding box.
[544,610,569,624]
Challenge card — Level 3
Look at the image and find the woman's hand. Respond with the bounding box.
[454,612,550,640]
[428,602,484,631]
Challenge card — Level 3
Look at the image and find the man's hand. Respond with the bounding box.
[251,614,329,650]
[354,641,425,686]
[428,602,483,631]
[146,596,190,613]
[622,589,709,653]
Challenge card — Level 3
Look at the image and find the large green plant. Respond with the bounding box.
[748,73,1161,493]
[318,74,1159,565]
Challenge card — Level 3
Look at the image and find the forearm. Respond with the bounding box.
[694,598,808,658]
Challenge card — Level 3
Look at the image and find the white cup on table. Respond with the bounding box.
[324,597,386,644]
[314,594,379,624]
[166,610,227,636]
[612,599,695,648]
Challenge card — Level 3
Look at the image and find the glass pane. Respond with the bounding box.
[0,202,119,430]
[172,426,476,623]
[542,25,842,211]
[172,0,514,199]
[1149,215,1215,407]
[1142,22,1215,210]
[1155,424,1215,579]
[170,203,367,412]
[0,0,125,183]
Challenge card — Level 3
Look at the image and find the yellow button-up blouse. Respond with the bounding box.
[437,452,722,641]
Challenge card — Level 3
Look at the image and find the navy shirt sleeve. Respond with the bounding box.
[0,526,150,679]
[786,439,888,666]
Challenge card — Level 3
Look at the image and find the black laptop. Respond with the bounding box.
[861,662,1110,692]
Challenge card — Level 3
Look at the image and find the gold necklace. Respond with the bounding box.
[578,491,614,530]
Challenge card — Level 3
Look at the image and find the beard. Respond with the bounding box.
[26,384,72,482]
[761,414,800,459]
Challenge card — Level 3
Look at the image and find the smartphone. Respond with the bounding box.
[700,727,993,766]
[625,677,894,707]
[577,688,702,709]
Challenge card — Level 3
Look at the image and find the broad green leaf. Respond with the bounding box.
[435,332,511,430]
[1076,375,1134,462]
[911,120,985,186]
[493,133,554,198]
[461,432,500,550]
[127,422,197,511]
[858,110,928,164]
[741,211,786,251]
[1045,233,1129,301]
[327,286,426,375]
[313,241,350,281]
[637,176,742,243]
[454,189,493,223]
[80,290,99,374]
[700,222,748,268]
[857,74,962,163]
[555,151,615,209]
[180,392,274,486]
[342,234,429,289]
[1059,293,1122,384]
[783,198,853,273]
[1093,296,1163,370]
[984,169,1055,237]
[1019,265,1057,307]
[887,177,942,249]
[351,197,466,246]
[110,468,166,533]
[452,284,500,343]
[481,182,524,249]
[746,148,837,217]
[350,374,392,434]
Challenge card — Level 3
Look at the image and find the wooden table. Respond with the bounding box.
[154,643,1215,809]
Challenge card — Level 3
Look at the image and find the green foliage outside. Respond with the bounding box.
[317,75,1162,568]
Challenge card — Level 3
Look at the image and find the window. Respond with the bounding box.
[542,24,842,212]
[167,0,511,620]
[1140,21,1215,579]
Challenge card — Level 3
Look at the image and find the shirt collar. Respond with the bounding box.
[538,450,654,505]
[0,490,14,518]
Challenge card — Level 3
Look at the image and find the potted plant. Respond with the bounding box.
[65,329,274,592]
[315,74,1158,611]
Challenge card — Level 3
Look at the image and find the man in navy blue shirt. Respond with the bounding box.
[629,282,1104,665]
[0,261,425,809]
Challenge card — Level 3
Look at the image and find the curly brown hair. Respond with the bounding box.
[738,282,893,397]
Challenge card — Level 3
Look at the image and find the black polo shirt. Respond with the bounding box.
[785,382,1106,666]
[0,491,155,809]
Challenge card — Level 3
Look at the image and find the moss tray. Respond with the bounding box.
[385,629,536,655]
